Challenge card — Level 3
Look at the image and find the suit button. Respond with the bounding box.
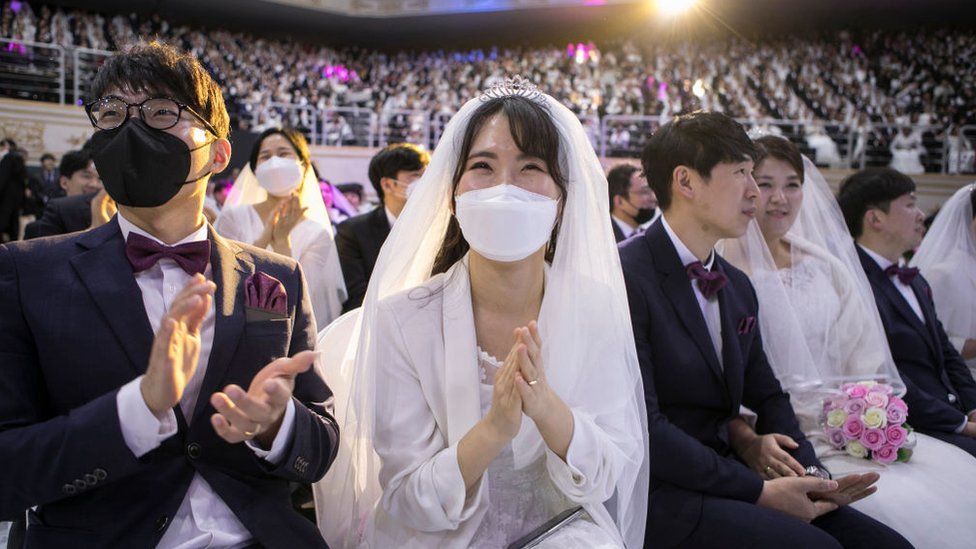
[949,393,958,403]
[187,442,201,460]
[73,479,87,491]
[93,468,107,480]
[154,515,169,532]
[62,483,77,495]
[84,473,97,486]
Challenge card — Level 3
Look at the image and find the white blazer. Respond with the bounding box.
[364,262,629,548]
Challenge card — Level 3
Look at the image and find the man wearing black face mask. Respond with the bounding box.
[608,163,658,243]
[0,42,338,548]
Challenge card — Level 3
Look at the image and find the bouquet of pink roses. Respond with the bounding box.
[822,381,914,464]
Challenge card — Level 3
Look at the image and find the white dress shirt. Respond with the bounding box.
[611,215,637,239]
[113,213,296,549]
[861,246,925,322]
[661,215,723,367]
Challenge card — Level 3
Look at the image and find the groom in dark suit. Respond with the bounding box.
[838,168,976,457]
[619,112,910,548]
[335,143,428,312]
[0,43,338,548]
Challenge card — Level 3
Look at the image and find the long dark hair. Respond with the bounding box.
[753,135,805,181]
[248,127,312,172]
[430,96,567,275]
[970,185,976,221]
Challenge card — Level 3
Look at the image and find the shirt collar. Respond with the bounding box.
[859,244,896,271]
[661,215,715,270]
[611,215,636,238]
[384,206,397,227]
[117,212,209,246]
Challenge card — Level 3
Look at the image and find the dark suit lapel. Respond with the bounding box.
[867,256,937,355]
[647,224,724,381]
[612,219,625,243]
[714,261,744,407]
[368,206,391,260]
[910,277,943,356]
[190,228,251,424]
[70,219,154,375]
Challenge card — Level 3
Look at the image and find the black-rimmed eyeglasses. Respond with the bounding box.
[85,96,219,135]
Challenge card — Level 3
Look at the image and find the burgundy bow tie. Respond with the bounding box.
[686,260,728,300]
[125,232,211,276]
[885,264,919,285]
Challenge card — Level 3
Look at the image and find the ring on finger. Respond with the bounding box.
[528,379,539,386]
[242,424,263,438]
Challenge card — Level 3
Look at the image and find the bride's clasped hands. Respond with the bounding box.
[486,321,575,459]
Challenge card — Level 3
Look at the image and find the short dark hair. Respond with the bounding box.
[431,95,567,275]
[753,136,804,181]
[837,168,916,238]
[367,143,430,203]
[89,41,230,138]
[247,127,311,172]
[641,111,755,211]
[58,149,93,179]
[40,153,56,162]
[607,164,640,213]
[1,138,17,150]
[336,182,363,198]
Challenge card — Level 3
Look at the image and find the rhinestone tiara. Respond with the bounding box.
[479,75,547,104]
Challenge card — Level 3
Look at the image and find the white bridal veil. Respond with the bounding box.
[313,81,649,548]
[223,158,334,238]
[911,182,976,369]
[720,156,905,421]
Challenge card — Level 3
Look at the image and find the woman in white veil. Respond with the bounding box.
[215,127,346,328]
[911,183,976,376]
[719,136,976,548]
[313,77,648,548]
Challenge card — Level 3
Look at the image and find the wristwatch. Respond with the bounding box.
[804,465,832,480]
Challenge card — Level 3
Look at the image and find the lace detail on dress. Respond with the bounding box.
[477,346,501,385]
[470,348,617,548]
[775,256,841,370]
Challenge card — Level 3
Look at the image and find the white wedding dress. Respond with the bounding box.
[214,204,346,329]
[889,132,925,175]
[755,252,976,549]
[473,349,618,549]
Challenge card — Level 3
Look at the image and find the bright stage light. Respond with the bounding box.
[656,0,697,16]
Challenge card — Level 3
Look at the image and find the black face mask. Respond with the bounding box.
[90,119,212,208]
[623,198,655,225]
[633,207,655,225]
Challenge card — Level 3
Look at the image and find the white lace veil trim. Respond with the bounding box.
[719,156,905,400]
[224,157,334,237]
[911,182,976,347]
[314,86,649,548]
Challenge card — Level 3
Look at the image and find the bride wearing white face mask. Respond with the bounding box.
[215,127,347,328]
[313,80,648,549]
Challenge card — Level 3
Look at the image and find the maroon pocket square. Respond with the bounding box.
[738,316,757,335]
[245,272,287,321]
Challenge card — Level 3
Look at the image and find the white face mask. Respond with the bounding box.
[455,184,559,262]
[254,156,303,197]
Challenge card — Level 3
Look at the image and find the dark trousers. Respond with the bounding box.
[668,495,913,549]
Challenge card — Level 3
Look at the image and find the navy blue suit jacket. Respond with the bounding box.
[24,192,95,239]
[336,206,390,312]
[0,219,339,548]
[857,245,976,432]
[619,220,818,546]
[611,218,627,243]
